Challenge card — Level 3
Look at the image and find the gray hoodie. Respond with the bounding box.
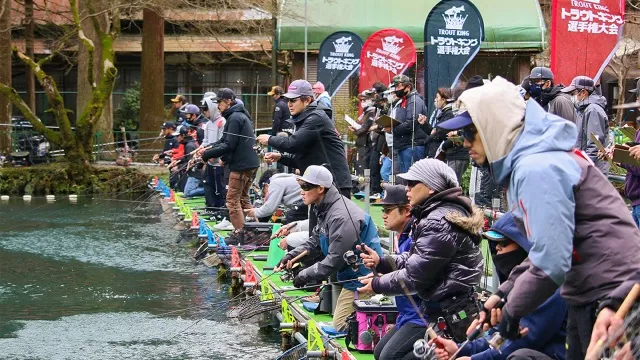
[575,93,609,174]
[253,173,303,218]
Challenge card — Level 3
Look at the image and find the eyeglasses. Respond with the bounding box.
[299,182,318,191]
[382,205,402,214]
[405,180,421,188]
[462,126,477,142]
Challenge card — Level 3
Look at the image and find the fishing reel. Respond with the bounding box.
[343,250,361,271]
[413,339,436,360]
[253,144,267,156]
[279,262,301,283]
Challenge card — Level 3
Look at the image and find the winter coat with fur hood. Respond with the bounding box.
[371,187,484,302]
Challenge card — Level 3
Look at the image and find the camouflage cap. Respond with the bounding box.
[393,75,411,85]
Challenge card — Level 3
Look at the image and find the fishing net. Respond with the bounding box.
[226,295,280,320]
[275,342,307,360]
[595,303,640,360]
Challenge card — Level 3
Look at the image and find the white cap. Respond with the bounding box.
[295,165,333,188]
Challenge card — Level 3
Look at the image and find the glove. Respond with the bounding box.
[276,253,293,270]
[293,274,306,288]
[497,308,521,340]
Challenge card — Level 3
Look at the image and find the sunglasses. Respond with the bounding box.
[405,180,421,188]
[382,205,402,214]
[462,126,477,142]
[299,182,318,191]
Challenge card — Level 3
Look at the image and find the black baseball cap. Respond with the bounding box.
[381,184,409,205]
[217,88,236,101]
[177,126,189,136]
[161,121,176,129]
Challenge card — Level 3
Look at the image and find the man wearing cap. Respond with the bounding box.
[432,212,568,360]
[257,80,352,197]
[170,94,189,123]
[561,75,610,174]
[169,126,197,192]
[358,158,483,344]
[389,74,428,173]
[528,67,576,123]
[275,165,383,332]
[268,86,291,135]
[182,104,205,145]
[367,184,425,360]
[436,76,640,360]
[201,88,259,230]
[312,82,333,122]
[153,121,179,165]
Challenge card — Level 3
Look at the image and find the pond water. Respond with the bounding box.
[0,195,281,360]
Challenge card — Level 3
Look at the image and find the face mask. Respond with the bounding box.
[361,100,373,109]
[395,89,407,98]
[529,83,542,99]
[492,247,528,283]
[386,94,396,103]
[572,94,582,105]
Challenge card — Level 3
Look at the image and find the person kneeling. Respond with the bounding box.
[276,165,383,331]
[358,159,484,359]
[432,212,568,360]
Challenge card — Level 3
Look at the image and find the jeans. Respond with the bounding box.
[374,322,426,360]
[566,302,598,360]
[633,205,640,228]
[226,168,257,230]
[398,146,425,173]
[380,156,392,182]
[184,176,205,197]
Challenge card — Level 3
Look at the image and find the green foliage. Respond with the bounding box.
[461,163,471,195]
[114,82,141,130]
[0,163,149,195]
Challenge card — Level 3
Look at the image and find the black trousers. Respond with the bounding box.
[203,165,226,208]
[283,203,308,225]
[566,302,598,360]
[507,349,554,360]
[374,322,426,360]
[368,148,383,194]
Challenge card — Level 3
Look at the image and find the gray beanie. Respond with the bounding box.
[398,159,459,193]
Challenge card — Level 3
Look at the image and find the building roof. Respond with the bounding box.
[278,0,546,52]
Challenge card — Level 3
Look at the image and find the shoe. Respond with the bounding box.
[213,218,234,231]
[369,193,381,200]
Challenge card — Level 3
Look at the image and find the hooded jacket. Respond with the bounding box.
[371,188,484,302]
[458,77,640,318]
[576,93,610,174]
[457,213,568,360]
[315,91,333,122]
[393,91,428,151]
[202,102,259,172]
[253,173,304,219]
[288,186,383,291]
[272,96,291,134]
[268,101,351,190]
[539,85,577,124]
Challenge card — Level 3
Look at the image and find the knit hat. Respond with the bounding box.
[398,159,459,193]
[465,75,484,91]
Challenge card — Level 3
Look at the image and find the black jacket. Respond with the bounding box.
[272,97,291,134]
[202,102,259,172]
[373,188,484,302]
[178,136,197,166]
[393,91,428,150]
[354,106,376,148]
[268,102,351,190]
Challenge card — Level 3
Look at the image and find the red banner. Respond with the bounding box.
[359,28,417,96]
[550,0,625,86]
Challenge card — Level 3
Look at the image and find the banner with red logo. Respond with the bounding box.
[358,28,417,96]
[550,0,625,86]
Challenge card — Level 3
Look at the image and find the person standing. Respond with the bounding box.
[390,75,428,173]
[199,88,259,231]
[312,81,333,123]
[561,76,610,174]
[528,67,576,123]
[268,86,291,134]
[257,80,352,197]
[437,76,640,360]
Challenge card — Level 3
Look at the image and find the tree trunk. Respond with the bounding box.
[139,7,165,160]
[616,67,629,124]
[0,0,11,155]
[77,1,114,160]
[25,0,36,112]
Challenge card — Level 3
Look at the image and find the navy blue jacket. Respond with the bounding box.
[393,218,424,329]
[457,213,568,360]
